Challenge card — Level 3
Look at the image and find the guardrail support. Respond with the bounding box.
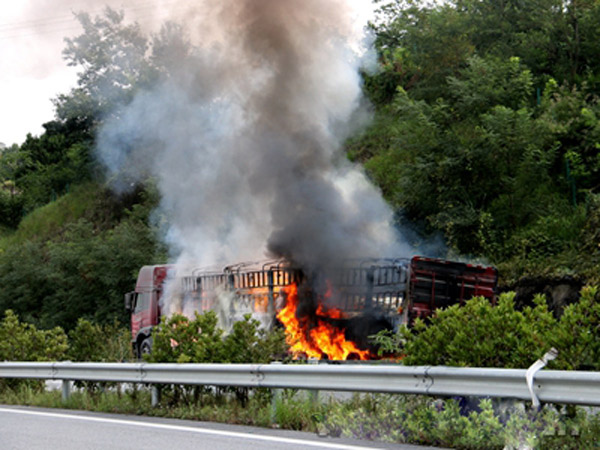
[270,361,282,425]
[308,358,319,405]
[270,387,281,426]
[61,380,71,403]
[151,385,161,407]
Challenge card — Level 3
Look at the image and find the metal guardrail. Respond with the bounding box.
[1,362,600,406]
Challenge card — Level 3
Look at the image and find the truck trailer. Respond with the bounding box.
[125,256,498,359]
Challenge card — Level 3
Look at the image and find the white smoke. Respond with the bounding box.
[96,0,412,274]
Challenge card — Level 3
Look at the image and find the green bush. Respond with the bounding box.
[0,183,165,331]
[0,310,68,362]
[322,394,600,449]
[399,292,556,368]
[145,312,288,407]
[550,286,600,371]
[147,312,225,364]
[0,310,68,392]
[376,287,600,371]
[147,312,288,364]
[68,318,132,362]
[222,317,289,364]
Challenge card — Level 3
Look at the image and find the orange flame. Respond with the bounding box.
[276,283,372,360]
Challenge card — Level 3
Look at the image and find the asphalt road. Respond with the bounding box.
[0,406,435,450]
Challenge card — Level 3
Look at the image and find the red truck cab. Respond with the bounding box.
[125,265,172,358]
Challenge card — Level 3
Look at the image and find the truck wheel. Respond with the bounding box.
[139,337,153,359]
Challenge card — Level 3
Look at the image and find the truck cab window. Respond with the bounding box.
[134,292,150,314]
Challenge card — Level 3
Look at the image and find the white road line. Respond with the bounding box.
[0,407,381,449]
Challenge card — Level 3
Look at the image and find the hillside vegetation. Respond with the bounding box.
[361,0,600,284]
[1,0,600,330]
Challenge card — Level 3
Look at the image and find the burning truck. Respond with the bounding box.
[125,256,498,360]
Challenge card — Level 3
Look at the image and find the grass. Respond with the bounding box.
[0,225,14,254]
[2,383,600,449]
[0,383,319,431]
[12,182,100,244]
[0,181,120,255]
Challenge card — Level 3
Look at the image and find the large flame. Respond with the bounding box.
[276,283,372,360]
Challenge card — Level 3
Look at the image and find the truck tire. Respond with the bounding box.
[139,337,153,359]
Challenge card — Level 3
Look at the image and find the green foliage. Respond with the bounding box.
[579,194,600,283]
[148,312,224,364]
[58,7,156,124]
[448,56,534,115]
[0,186,164,330]
[0,121,94,229]
[146,312,288,409]
[11,183,98,243]
[323,394,600,449]
[0,144,24,228]
[14,122,94,214]
[223,316,289,364]
[399,293,556,368]
[0,310,67,362]
[375,287,600,371]
[0,190,23,229]
[273,390,323,431]
[405,399,505,448]
[550,286,600,371]
[363,0,600,278]
[68,318,132,362]
[497,204,587,280]
[147,312,288,364]
[370,1,475,102]
[0,241,53,324]
[360,54,566,256]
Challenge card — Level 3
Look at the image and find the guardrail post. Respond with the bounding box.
[151,385,161,407]
[308,358,319,405]
[61,380,71,403]
[270,362,282,426]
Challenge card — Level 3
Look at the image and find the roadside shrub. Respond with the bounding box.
[273,390,323,431]
[147,311,288,364]
[0,310,67,362]
[68,318,132,362]
[550,286,600,370]
[147,311,225,364]
[0,309,68,392]
[145,311,289,407]
[222,316,289,364]
[322,394,600,449]
[375,287,600,371]
[399,292,556,368]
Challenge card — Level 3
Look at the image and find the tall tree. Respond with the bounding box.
[56,7,155,127]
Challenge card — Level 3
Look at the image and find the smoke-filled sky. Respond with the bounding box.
[92,0,411,271]
[0,1,377,147]
[2,0,411,270]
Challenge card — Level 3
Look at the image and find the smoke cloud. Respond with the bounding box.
[97,0,411,271]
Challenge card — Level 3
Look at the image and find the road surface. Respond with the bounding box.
[0,405,436,450]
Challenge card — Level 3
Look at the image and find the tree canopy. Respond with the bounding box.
[357,0,600,281]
